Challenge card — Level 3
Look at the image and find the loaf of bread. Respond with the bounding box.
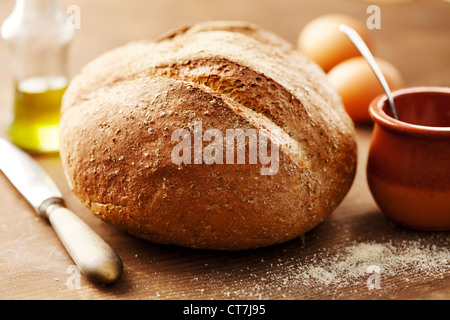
[60,21,357,250]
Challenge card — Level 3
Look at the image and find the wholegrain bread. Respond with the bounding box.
[60,21,357,250]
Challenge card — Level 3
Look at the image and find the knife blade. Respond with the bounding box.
[0,138,123,284]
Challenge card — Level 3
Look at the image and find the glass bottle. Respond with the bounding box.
[1,0,74,153]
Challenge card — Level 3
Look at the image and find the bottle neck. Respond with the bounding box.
[4,0,72,81]
[14,0,60,17]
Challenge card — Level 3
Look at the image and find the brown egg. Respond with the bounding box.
[298,14,373,72]
[328,56,404,123]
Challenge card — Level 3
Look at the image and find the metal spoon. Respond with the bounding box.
[339,24,399,120]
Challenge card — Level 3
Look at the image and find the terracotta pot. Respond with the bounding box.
[367,86,450,231]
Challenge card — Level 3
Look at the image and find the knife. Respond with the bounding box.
[0,138,123,284]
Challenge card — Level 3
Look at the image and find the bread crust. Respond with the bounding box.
[60,21,357,250]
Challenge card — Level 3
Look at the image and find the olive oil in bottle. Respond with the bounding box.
[1,0,74,153]
[9,76,68,152]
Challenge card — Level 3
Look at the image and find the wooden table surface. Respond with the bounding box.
[0,0,449,300]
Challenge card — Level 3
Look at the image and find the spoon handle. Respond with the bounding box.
[339,24,399,120]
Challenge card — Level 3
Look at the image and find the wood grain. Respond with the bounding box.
[0,0,448,300]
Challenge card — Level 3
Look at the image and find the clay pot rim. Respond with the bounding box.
[369,86,450,138]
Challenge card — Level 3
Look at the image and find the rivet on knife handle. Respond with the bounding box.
[42,200,123,284]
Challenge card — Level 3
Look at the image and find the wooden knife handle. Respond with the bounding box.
[45,204,123,284]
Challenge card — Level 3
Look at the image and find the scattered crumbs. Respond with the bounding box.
[288,241,449,290]
[186,239,449,299]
